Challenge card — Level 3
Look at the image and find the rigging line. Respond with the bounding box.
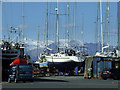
[95,2,99,52]
[97,1,100,52]
[64,2,68,48]
[46,0,48,47]
[56,0,59,53]
[100,0,104,53]
[74,0,76,41]
[94,20,97,52]
[117,0,120,49]
[43,1,47,47]
[37,25,40,58]
[107,1,110,52]
[44,18,46,46]
[4,3,9,41]
[67,1,70,48]
[82,13,84,52]
[72,2,74,41]
[82,13,84,47]
[96,1,100,52]
[104,0,110,52]
[22,0,25,41]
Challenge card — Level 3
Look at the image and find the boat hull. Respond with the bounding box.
[47,61,84,73]
[45,56,85,73]
[46,56,84,63]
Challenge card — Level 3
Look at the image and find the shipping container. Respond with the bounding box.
[93,57,100,77]
[93,57,112,78]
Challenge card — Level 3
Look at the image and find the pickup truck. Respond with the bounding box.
[8,64,34,83]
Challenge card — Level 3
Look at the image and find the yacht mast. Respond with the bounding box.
[97,1,100,52]
[117,0,120,50]
[22,0,24,41]
[74,0,76,41]
[37,26,40,58]
[56,0,59,53]
[105,0,110,52]
[100,0,104,53]
[95,1,99,52]
[82,14,84,48]
[46,0,48,47]
[67,1,70,47]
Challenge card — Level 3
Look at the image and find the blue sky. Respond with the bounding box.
[2,2,118,46]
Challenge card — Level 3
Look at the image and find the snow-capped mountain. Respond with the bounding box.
[23,38,114,61]
[23,38,83,51]
[23,38,54,50]
[24,38,84,61]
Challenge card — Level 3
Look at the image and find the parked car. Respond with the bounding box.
[101,68,110,80]
[8,64,34,83]
[101,68,120,80]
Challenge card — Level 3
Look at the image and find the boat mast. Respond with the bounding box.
[82,13,84,50]
[74,0,76,42]
[97,1,100,52]
[46,0,48,47]
[117,0,120,50]
[105,0,110,52]
[22,0,24,41]
[37,26,40,58]
[56,0,59,53]
[95,1,98,52]
[67,1,70,48]
[95,1,100,52]
[100,0,104,53]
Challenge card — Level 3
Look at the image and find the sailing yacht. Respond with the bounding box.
[43,1,85,69]
[33,1,85,74]
[95,0,117,57]
[45,50,84,63]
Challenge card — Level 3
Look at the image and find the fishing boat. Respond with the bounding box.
[1,41,24,61]
[1,40,25,80]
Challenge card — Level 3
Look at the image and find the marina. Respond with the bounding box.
[1,0,120,89]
